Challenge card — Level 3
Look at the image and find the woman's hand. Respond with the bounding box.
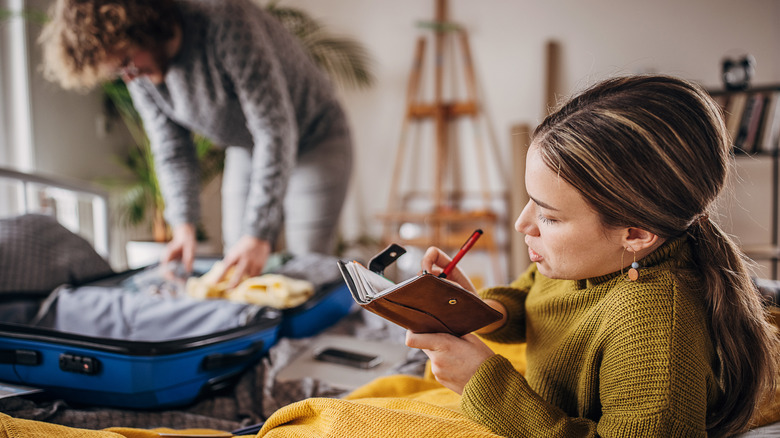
[421,246,476,293]
[162,223,197,273]
[406,331,495,394]
[216,235,271,288]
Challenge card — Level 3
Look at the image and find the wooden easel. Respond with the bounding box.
[378,0,506,283]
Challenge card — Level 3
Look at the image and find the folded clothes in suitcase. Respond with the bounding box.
[269,255,355,339]
[0,254,353,409]
[177,255,356,339]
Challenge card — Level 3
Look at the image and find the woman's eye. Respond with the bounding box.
[538,214,557,225]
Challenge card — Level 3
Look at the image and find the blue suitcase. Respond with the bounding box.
[279,281,354,339]
[0,258,285,410]
[0,254,352,409]
[0,308,281,409]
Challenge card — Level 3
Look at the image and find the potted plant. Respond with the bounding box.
[0,7,47,23]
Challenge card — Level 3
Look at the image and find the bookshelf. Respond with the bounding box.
[709,85,780,278]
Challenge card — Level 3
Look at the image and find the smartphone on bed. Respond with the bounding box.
[313,347,383,369]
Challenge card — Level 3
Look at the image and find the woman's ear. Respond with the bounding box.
[623,227,661,252]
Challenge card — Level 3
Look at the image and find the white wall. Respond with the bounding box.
[285,0,780,279]
[25,0,131,181]
[291,0,780,232]
[11,0,780,275]
[1,0,35,170]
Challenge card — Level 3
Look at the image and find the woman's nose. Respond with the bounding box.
[515,200,538,236]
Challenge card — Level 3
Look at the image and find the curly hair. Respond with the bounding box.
[39,0,180,90]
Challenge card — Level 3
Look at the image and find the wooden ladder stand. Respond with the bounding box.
[378,0,506,283]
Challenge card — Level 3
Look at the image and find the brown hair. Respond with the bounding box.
[39,0,180,90]
[534,75,779,437]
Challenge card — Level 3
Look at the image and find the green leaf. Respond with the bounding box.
[0,8,48,24]
[261,1,375,89]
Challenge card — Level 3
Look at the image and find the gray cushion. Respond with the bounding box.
[0,214,113,293]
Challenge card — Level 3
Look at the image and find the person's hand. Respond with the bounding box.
[406,331,495,394]
[421,246,476,293]
[162,223,197,273]
[216,235,272,289]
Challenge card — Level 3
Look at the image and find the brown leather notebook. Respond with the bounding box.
[337,244,502,337]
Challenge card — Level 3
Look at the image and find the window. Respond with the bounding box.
[0,0,35,171]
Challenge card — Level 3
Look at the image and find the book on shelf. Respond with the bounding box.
[759,91,780,153]
[711,87,780,154]
[725,92,749,143]
[737,93,766,153]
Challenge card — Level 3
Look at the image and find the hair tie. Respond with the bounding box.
[688,213,710,232]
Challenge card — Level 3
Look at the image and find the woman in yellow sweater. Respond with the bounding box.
[409,75,780,437]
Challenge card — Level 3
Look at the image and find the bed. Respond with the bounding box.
[0,166,777,437]
[0,165,427,433]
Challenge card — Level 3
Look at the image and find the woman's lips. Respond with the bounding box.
[528,246,543,263]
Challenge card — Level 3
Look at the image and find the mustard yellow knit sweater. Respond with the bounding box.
[462,237,721,437]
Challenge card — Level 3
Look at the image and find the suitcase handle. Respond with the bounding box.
[0,349,41,366]
[201,341,264,371]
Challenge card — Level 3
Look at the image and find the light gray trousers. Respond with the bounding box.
[221,134,352,256]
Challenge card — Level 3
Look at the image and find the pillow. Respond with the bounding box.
[0,214,113,294]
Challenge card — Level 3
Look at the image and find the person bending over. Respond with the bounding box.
[40,0,352,286]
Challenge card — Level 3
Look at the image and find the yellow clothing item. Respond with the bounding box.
[257,395,497,437]
[186,262,314,308]
[0,414,233,438]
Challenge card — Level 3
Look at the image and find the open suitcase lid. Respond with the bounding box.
[0,296,282,357]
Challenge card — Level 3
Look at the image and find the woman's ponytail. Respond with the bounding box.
[688,214,779,436]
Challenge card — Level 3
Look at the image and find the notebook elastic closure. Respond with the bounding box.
[367,244,407,275]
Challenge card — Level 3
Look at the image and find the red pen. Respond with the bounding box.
[439,229,483,279]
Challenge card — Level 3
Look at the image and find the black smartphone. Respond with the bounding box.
[313,347,383,369]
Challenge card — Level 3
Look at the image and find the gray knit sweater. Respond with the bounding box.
[128,0,346,242]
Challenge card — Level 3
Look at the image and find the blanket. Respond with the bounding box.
[0,377,497,438]
[251,340,514,437]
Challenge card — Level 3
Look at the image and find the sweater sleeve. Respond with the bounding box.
[128,82,201,228]
[212,6,297,243]
[477,263,537,343]
[461,355,598,438]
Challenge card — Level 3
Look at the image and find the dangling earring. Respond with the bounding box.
[627,250,640,281]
